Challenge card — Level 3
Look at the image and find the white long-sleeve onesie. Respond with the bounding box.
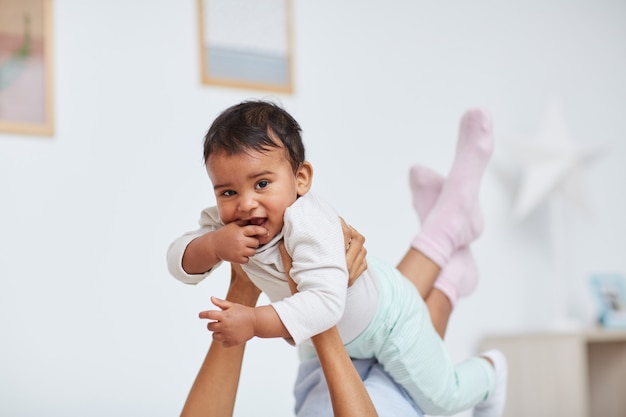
[167,192,379,345]
[169,193,498,415]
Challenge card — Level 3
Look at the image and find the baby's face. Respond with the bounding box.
[206,146,300,246]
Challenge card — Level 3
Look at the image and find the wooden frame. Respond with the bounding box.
[0,0,54,136]
[197,0,294,94]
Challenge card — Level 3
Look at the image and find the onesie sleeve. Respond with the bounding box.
[270,194,348,345]
[166,206,224,285]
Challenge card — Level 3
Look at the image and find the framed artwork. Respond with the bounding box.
[197,0,294,94]
[590,274,626,329]
[0,0,54,136]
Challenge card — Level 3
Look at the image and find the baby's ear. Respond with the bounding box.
[296,161,313,195]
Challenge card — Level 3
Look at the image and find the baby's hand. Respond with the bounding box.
[200,297,256,347]
[213,222,268,264]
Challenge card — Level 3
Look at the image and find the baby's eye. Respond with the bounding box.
[256,180,269,189]
[222,190,236,197]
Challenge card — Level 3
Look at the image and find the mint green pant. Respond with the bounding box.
[343,257,495,416]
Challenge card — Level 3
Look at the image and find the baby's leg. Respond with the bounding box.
[398,162,507,416]
[369,268,495,416]
[473,350,508,417]
[411,108,493,266]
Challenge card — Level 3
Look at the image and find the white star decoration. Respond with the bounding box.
[510,100,605,220]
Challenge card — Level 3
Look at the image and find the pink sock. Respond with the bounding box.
[412,108,494,266]
[409,165,479,306]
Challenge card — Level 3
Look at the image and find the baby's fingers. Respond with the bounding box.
[210,296,232,310]
[199,309,221,321]
[243,225,269,240]
[212,331,225,343]
[207,320,221,332]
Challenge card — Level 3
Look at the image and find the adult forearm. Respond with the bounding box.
[181,265,261,417]
[312,327,378,417]
[180,341,245,417]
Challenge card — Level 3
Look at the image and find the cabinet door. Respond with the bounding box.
[481,335,588,417]
[588,340,626,416]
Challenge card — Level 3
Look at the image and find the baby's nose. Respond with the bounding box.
[238,194,259,212]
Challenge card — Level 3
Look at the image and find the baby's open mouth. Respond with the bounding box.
[246,217,267,227]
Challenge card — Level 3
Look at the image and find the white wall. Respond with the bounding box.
[1,1,625,416]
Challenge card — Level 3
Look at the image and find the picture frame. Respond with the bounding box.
[0,0,54,136]
[590,273,626,329]
[197,0,294,94]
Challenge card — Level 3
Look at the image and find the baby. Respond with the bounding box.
[167,100,506,417]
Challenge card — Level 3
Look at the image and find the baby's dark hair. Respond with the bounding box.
[203,100,305,173]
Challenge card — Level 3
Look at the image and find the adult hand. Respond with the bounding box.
[339,217,368,286]
[278,218,368,293]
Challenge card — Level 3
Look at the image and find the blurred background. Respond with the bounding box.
[1,0,624,416]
